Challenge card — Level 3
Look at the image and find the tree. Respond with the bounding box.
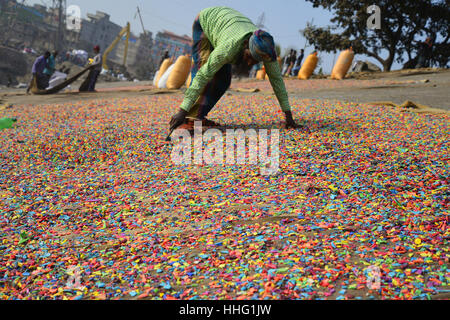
[302,0,450,71]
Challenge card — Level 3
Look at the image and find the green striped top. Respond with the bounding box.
[180,6,291,113]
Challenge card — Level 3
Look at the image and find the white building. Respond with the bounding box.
[77,11,122,58]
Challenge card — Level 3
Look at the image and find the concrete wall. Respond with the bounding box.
[77,12,122,59]
[112,33,153,68]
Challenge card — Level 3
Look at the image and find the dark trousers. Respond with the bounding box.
[87,70,100,91]
[187,15,232,120]
[28,73,49,91]
[415,55,429,69]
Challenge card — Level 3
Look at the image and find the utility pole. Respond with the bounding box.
[134,6,156,74]
[53,0,66,51]
[135,6,147,36]
[57,0,63,51]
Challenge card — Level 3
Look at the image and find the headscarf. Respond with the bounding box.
[249,30,277,62]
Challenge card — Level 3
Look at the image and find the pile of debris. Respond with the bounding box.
[351,60,382,73]
[0,46,30,87]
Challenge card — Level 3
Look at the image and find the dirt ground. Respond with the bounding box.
[300,69,450,111]
[1,69,449,112]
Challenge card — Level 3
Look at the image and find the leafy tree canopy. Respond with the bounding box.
[302,0,449,71]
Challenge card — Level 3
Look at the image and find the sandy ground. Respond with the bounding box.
[1,69,449,112]
[293,70,450,111]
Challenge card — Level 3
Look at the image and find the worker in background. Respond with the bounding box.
[159,50,170,68]
[80,45,102,92]
[292,49,305,76]
[250,62,263,78]
[415,37,434,69]
[285,50,297,76]
[43,51,58,82]
[281,49,293,76]
[27,51,50,93]
[169,6,303,133]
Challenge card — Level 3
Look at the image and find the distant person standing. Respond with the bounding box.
[291,49,304,76]
[80,45,102,92]
[89,45,103,91]
[27,51,50,93]
[282,49,293,76]
[43,51,58,82]
[286,50,297,76]
[250,62,263,78]
[416,37,434,69]
[159,50,170,68]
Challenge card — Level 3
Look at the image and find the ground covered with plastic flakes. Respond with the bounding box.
[0,89,448,300]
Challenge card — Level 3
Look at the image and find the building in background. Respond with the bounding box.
[76,11,122,59]
[152,30,192,63]
[0,0,56,49]
[109,31,154,80]
[0,1,179,80]
[113,31,153,67]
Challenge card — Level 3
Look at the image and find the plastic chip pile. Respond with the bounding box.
[0,90,448,300]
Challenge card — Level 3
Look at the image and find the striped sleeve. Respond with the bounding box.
[180,43,237,112]
[264,60,291,112]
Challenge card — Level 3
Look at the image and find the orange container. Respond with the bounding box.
[167,55,192,89]
[298,52,318,80]
[155,58,173,87]
[185,58,194,88]
[185,72,192,88]
[256,68,266,80]
[331,49,354,80]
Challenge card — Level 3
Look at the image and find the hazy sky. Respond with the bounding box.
[28,0,396,72]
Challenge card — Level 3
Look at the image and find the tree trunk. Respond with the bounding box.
[383,58,394,72]
[365,50,390,72]
[383,49,396,72]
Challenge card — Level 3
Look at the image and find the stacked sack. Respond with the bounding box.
[331,48,354,80]
[154,56,192,89]
[154,58,173,87]
[256,66,266,80]
[298,52,318,80]
[167,56,192,89]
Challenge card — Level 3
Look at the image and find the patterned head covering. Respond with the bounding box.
[249,30,277,62]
